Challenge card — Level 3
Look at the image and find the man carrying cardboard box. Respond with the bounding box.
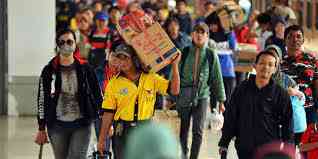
[97,44,180,159]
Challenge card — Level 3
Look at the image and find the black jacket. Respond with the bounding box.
[37,56,103,130]
[218,75,293,153]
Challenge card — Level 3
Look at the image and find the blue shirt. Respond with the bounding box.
[208,32,237,77]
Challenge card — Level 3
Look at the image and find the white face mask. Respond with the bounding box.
[58,45,75,57]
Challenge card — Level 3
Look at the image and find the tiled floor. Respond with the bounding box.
[0,112,238,159]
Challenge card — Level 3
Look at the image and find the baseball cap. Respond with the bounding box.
[193,22,209,33]
[95,12,109,21]
[113,44,136,58]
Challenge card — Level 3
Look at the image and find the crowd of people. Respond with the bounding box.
[34,0,318,159]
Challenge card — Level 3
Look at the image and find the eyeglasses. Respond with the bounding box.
[58,39,74,46]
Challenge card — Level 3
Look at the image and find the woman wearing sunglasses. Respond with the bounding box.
[34,28,103,159]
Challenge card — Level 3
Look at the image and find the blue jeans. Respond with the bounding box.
[48,121,91,159]
[94,118,111,152]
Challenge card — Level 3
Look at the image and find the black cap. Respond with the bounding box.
[113,44,136,58]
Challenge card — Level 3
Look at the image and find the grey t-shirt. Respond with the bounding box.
[56,63,83,122]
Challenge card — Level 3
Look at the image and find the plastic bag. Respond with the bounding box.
[210,108,224,132]
[291,95,307,133]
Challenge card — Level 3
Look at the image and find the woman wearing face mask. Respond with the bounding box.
[34,28,103,159]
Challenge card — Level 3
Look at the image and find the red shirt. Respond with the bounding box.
[235,25,259,50]
[90,27,111,50]
[301,123,318,159]
[281,52,318,108]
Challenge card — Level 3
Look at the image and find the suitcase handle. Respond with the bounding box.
[91,151,112,159]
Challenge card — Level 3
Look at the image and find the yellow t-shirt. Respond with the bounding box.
[102,72,169,121]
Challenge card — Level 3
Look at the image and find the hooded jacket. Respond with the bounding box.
[37,55,103,130]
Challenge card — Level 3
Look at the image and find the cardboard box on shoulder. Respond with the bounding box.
[118,22,180,73]
[237,43,258,60]
[216,1,245,33]
[235,43,258,73]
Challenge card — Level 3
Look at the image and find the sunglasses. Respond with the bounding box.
[58,39,74,46]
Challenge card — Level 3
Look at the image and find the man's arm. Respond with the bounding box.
[98,80,116,155]
[37,76,47,131]
[99,112,114,139]
[209,50,226,111]
[218,87,239,148]
[98,112,114,155]
[280,90,294,143]
[169,53,181,95]
[35,67,50,145]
